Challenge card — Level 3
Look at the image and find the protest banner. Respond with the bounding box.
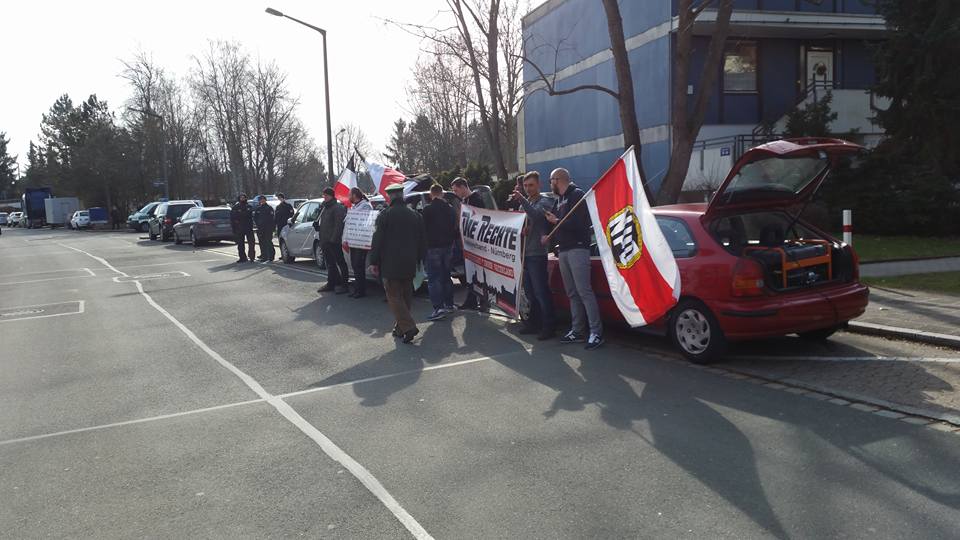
[459,204,526,318]
[343,207,379,250]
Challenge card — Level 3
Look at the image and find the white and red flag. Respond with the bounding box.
[584,147,680,327]
[365,160,414,199]
[334,157,358,207]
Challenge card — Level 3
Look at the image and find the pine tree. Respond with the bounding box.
[0,132,17,193]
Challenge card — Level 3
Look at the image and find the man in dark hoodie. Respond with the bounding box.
[544,168,603,350]
[254,195,275,262]
[315,187,349,294]
[230,193,256,263]
[274,192,294,239]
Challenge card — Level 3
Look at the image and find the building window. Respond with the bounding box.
[723,42,757,93]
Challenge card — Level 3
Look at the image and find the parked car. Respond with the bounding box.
[278,198,324,265]
[7,211,23,227]
[68,210,90,230]
[546,138,869,364]
[149,200,200,241]
[0,212,7,226]
[172,206,234,246]
[128,202,161,232]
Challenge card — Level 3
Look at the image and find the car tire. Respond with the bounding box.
[191,230,204,247]
[313,242,326,270]
[280,240,295,263]
[798,326,841,341]
[669,299,726,364]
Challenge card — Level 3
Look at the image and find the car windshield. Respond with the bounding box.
[79,212,88,216]
[722,155,828,202]
[138,203,157,214]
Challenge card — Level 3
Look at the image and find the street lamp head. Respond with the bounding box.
[265,7,284,16]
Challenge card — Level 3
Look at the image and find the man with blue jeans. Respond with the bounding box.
[510,171,556,340]
[543,168,603,350]
[422,184,457,321]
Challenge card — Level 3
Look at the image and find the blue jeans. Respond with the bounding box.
[523,255,555,331]
[426,246,454,309]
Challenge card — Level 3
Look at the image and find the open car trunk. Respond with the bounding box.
[709,210,857,291]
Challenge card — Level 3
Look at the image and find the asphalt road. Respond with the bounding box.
[1,227,959,539]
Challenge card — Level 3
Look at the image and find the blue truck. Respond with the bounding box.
[21,187,53,228]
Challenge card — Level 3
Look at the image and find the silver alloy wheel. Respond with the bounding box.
[674,308,711,356]
[314,243,324,268]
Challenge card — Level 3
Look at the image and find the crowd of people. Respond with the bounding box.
[226,171,604,350]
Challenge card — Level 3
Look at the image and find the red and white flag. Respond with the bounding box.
[334,157,358,208]
[366,160,411,199]
[584,147,680,327]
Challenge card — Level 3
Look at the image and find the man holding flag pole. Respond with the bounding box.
[542,147,680,341]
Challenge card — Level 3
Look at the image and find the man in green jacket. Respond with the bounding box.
[369,183,426,343]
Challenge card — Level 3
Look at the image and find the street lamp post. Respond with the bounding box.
[128,107,168,200]
[265,7,335,186]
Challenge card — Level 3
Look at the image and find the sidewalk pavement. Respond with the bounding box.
[859,256,960,277]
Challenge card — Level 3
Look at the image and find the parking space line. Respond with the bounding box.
[0,399,265,447]
[113,259,221,270]
[0,267,93,278]
[0,268,95,287]
[60,243,434,540]
[0,300,85,323]
[727,355,960,363]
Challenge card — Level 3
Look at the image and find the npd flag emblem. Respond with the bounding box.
[605,206,642,269]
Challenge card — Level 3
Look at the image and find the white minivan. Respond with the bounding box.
[278,198,324,266]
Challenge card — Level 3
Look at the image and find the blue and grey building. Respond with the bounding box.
[520,0,887,192]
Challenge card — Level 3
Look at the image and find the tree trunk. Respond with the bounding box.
[486,0,509,181]
[601,0,647,190]
[657,0,734,205]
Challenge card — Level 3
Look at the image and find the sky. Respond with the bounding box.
[0,0,462,171]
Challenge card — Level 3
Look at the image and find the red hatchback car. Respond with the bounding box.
[547,138,870,363]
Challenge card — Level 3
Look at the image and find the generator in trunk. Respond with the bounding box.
[745,240,833,289]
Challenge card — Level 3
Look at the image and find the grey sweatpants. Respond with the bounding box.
[558,248,602,336]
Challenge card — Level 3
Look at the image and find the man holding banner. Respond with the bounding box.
[510,171,556,340]
[345,188,373,298]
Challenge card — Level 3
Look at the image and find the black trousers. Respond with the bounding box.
[235,230,256,261]
[323,242,349,287]
[257,229,275,260]
[350,248,368,294]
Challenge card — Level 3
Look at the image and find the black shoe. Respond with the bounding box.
[392,327,402,337]
[318,284,335,293]
[401,327,419,344]
[458,302,479,311]
[559,331,586,344]
[237,259,247,264]
[584,333,604,351]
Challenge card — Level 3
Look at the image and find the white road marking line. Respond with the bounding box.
[0,251,76,258]
[62,243,434,540]
[114,259,221,269]
[0,267,93,278]
[0,399,265,447]
[727,355,960,363]
[0,271,96,286]
[113,271,190,283]
[0,301,84,323]
[278,352,527,400]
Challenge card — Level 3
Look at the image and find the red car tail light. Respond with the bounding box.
[731,257,766,297]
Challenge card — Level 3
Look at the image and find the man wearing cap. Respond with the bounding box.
[254,195,276,262]
[369,183,426,344]
[274,193,294,239]
[230,193,256,263]
[315,187,349,294]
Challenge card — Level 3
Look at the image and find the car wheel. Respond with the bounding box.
[669,299,726,364]
[313,242,326,269]
[191,230,204,247]
[280,240,295,263]
[798,326,841,341]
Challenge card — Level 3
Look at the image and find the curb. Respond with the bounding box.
[847,321,960,351]
[860,254,960,265]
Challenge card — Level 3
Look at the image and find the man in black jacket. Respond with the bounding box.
[254,195,275,262]
[544,168,603,350]
[422,184,457,321]
[369,183,427,343]
[230,193,256,263]
[315,187,349,294]
[274,192,294,239]
[451,177,487,311]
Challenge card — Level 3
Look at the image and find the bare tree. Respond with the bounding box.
[333,122,373,175]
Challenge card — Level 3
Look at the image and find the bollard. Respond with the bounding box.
[842,209,853,246]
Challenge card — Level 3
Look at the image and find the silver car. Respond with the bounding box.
[278,198,324,266]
